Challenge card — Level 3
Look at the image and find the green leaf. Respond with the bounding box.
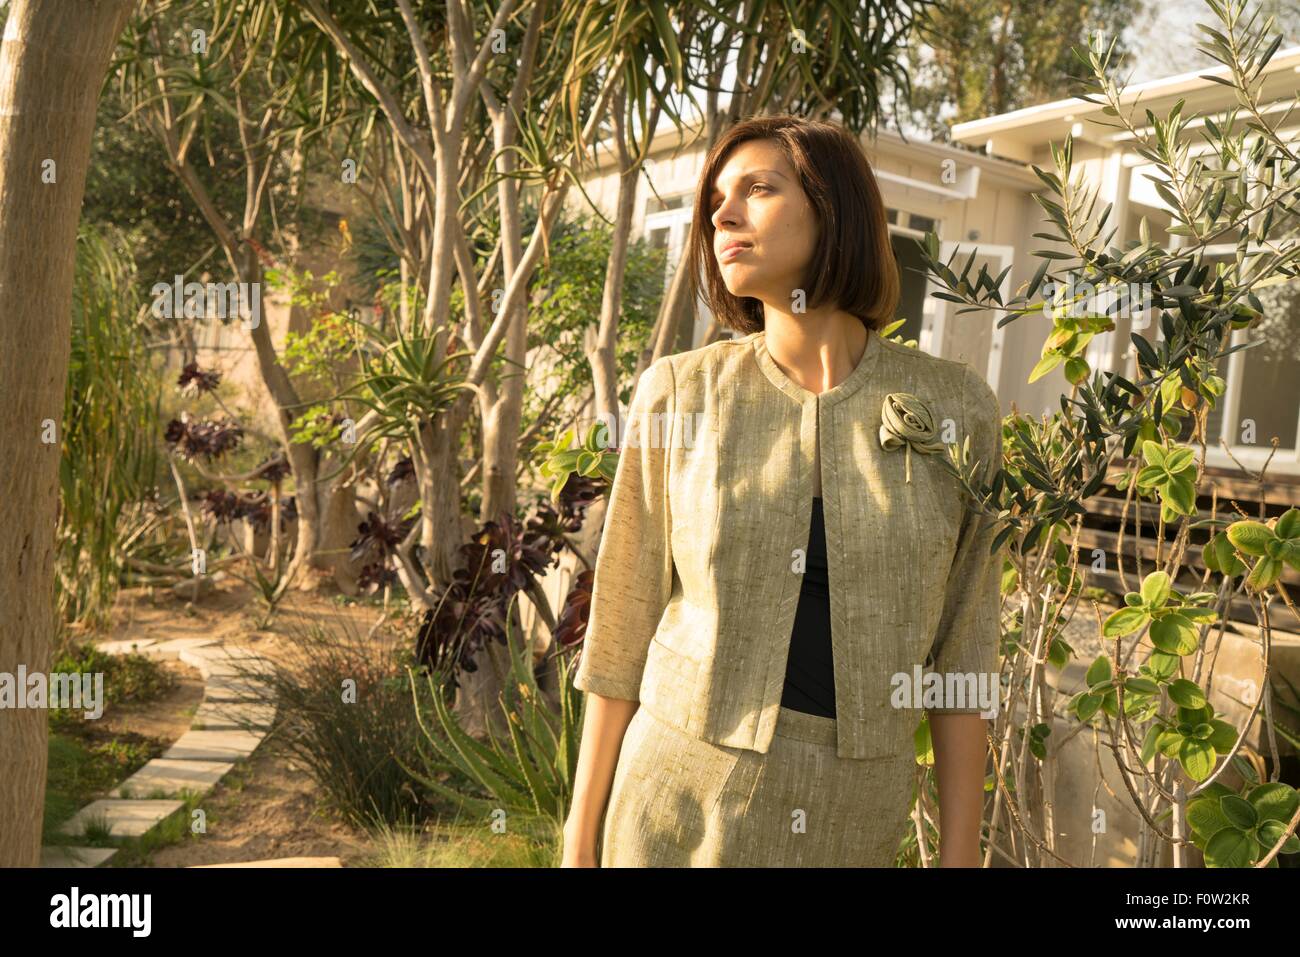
[1280,541,1300,574]
[1149,613,1199,656]
[1164,473,1198,515]
[1179,737,1216,781]
[1208,719,1238,753]
[1141,440,1167,467]
[1179,606,1219,624]
[1220,794,1257,829]
[1164,446,1195,474]
[1257,820,1300,855]
[1135,464,1166,489]
[1227,520,1273,557]
[1075,692,1103,721]
[1124,676,1160,695]
[1167,678,1207,709]
[1275,508,1300,541]
[1028,353,1065,383]
[1246,556,1281,591]
[1146,651,1180,679]
[1086,655,1113,690]
[1205,531,1244,575]
[1141,723,1163,764]
[1157,728,1184,758]
[1205,826,1256,867]
[1187,795,1232,842]
[1248,782,1300,824]
[1141,570,1172,608]
[1103,606,1148,637]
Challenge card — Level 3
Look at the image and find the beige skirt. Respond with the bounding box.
[598,703,917,867]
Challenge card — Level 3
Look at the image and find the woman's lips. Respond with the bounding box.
[719,244,751,261]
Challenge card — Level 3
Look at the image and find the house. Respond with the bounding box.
[551,48,1300,622]
[571,48,1300,480]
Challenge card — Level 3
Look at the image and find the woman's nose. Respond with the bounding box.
[713,199,740,230]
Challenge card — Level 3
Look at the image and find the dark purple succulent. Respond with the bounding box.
[177,362,222,395]
[164,413,243,462]
[349,511,415,566]
[356,561,399,593]
[252,455,292,484]
[200,489,244,522]
[385,456,415,486]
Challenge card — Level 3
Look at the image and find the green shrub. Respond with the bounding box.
[258,619,448,830]
[401,593,584,831]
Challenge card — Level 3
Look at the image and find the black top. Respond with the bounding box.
[781,497,837,719]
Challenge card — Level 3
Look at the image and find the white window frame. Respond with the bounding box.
[644,202,721,347]
[1172,242,1300,474]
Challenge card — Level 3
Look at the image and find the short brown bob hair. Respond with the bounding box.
[684,114,899,336]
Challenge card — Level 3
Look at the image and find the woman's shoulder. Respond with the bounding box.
[658,333,758,384]
[876,335,997,413]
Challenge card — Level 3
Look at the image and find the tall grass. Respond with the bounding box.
[57,224,164,626]
[256,618,456,830]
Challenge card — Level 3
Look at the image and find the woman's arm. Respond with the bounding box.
[929,712,988,867]
[561,695,639,866]
[923,366,1005,867]
[561,357,677,866]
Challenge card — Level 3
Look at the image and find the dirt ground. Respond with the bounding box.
[104,577,405,867]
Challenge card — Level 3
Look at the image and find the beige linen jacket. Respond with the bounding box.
[572,326,1005,759]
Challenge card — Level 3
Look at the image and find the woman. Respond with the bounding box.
[561,115,1004,868]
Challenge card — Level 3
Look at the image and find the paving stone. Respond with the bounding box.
[162,729,265,761]
[204,658,276,679]
[109,758,234,798]
[203,675,275,702]
[183,644,263,662]
[58,800,185,840]
[141,637,219,659]
[193,700,277,731]
[179,647,270,676]
[94,639,158,656]
[191,857,342,868]
[40,846,118,868]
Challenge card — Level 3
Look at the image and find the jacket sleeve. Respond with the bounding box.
[572,356,676,701]
[924,366,1005,714]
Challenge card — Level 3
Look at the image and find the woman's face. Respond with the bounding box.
[709,139,817,306]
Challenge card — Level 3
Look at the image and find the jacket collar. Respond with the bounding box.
[750,325,882,409]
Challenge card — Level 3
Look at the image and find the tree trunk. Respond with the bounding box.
[0,0,135,867]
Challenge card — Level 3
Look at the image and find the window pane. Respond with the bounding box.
[890,233,927,346]
[1234,279,1300,450]
[908,213,936,234]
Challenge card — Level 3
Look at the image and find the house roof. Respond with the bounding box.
[950,45,1300,162]
[584,110,1042,191]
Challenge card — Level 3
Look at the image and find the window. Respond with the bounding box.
[1160,246,1300,469]
[646,192,690,215]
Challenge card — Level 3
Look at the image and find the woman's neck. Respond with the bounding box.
[761,309,869,396]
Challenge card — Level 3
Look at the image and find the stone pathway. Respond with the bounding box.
[44,637,278,868]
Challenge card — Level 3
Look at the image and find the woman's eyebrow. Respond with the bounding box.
[709,168,787,198]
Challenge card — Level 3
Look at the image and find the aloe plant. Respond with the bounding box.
[401,593,584,827]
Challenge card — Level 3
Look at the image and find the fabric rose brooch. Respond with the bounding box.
[879,392,947,483]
